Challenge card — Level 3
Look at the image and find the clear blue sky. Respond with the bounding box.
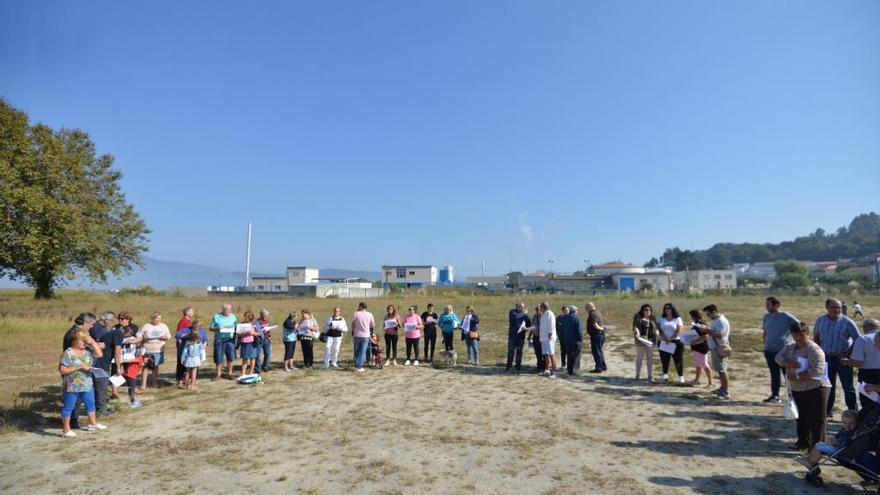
[2,1,878,277]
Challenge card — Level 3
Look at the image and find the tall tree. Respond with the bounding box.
[0,100,150,298]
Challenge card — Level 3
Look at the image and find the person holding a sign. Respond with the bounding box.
[775,321,831,450]
[254,309,273,373]
[237,311,260,376]
[421,304,439,363]
[297,309,319,368]
[632,304,658,381]
[209,304,238,380]
[323,306,347,368]
[658,303,685,383]
[383,305,402,366]
[506,302,532,371]
[461,305,481,365]
[437,305,460,354]
[402,306,423,366]
[137,312,171,389]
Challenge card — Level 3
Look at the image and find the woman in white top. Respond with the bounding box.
[658,303,685,383]
[323,306,348,368]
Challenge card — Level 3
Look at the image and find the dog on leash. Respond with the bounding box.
[443,349,457,366]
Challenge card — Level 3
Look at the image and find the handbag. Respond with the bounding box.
[784,381,799,420]
[468,331,479,339]
[717,343,732,358]
[319,331,328,343]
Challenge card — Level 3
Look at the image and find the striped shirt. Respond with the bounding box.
[814,314,859,355]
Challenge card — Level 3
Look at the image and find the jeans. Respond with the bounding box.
[566,341,582,374]
[93,376,110,412]
[466,339,480,363]
[62,390,95,418]
[533,335,544,371]
[385,334,399,360]
[506,334,525,368]
[424,328,437,361]
[589,332,607,371]
[323,336,342,366]
[442,332,454,352]
[254,338,271,371]
[793,386,830,448]
[176,341,186,382]
[405,337,420,361]
[301,339,315,368]
[660,341,684,377]
[353,336,369,369]
[635,343,654,379]
[858,369,880,409]
[826,356,857,414]
[764,350,784,398]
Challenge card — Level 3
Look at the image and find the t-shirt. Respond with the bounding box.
[176,315,192,331]
[90,322,109,341]
[351,311,375,338]
[138,323,171,353]
[851,332,880,370]
[404,314,422,339]
[93,327,123,372]
[659,317,683,340]
[211,313,238,341]
[422,312,438,333]
[587,310,605,336]
[708,315,731,349]
[762,311,798,352]
[60,349,94,393]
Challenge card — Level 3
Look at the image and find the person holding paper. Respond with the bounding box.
[383,305,402,366]
[687,310,713,388]
[282,311,299,371]
[461,305,481,365]
[421,304,439,363]
[506,302,532,371]
[403,306,423,366]
[297,309,320,368]
[137,312,171,389]
[632,304,658,381]
[209,304,238,380]
[254,309,273,373]
[775,321,832,450]
[658,303,685,383]
[843,319,880,408]
[323,306,347,368]
[237,311,260,376]
[113,312,143,408]
[437,305,460,354]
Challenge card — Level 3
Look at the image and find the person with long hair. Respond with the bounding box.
[323,306,347,368]
[297,309,319,368]
[403,305,423,366]
[632,304,658,381]
[658,303,685,383]
[688,309,713,388]
[237,311,260,376]
[383,304,401,366]
[461,305,481,365]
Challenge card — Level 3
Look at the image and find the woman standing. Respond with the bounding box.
[282,311,298,371]
[688,309,713,387]
[403,306,423,366]
[59,331,107,437]
[437,305,460,353]
[421,303,439,363]
[658,303,685,383]
[383,305,402,366]
[254,309,272,373]
[138,312,171,388]
[461,305,481,365]
[632,304,658,381]
[323,307,347,368]
[297,309,319,368]
[115,312,143,408]
[238,311,260,376]
[775,322,832,450]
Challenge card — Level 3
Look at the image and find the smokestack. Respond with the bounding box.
[243,222,252,288]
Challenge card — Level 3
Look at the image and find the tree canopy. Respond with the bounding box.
[0,99,150,298]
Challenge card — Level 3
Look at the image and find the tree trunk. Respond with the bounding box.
[34,273,55,299]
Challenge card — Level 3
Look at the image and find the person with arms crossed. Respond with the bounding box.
[814,298,860,418]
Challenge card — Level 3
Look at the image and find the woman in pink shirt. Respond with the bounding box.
[383,305,401,366]
[237,311,260,376]
[403,306,424,366]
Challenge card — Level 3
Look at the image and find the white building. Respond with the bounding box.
[467,275,509,288]
[673,269,737,290]
[381,265,438,288]
[287,266,320,285]
[612,269,673,292]
[590,261,645,276]
[251,276,287,292]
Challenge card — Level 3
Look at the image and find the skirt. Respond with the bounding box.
[692,351,709,368]
[240,343,259,359]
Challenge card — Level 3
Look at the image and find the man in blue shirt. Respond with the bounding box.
[761,297,798,403]
[814,298,860,417]
[209,303,238,380]
[506,302,531,371]
[560,305,583,376]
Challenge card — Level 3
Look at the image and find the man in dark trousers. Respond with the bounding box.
[560,305,583,375]
[585,302,607,373]
[506,302,531,371]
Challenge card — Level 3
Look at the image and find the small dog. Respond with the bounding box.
[443,350,457,366]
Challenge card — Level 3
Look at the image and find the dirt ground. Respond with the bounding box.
[0,333,873,495]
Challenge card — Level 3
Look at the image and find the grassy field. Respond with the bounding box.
[0,289,878,494]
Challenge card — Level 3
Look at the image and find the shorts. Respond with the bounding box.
[214,339,236,364]
[145,352,164,367]
[710,349,728,374]
[541,340,556,356]
[62,390,96,418]
[692,351,709,368]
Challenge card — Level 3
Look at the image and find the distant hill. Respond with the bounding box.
[646,212,880,271]
[0,256,381,290]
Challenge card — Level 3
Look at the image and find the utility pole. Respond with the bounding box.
[243,222,252,289]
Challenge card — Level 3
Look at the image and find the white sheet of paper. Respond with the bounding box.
[679,330,699,345]
[384,319,397,330]
[109,374,126,387]
[517,322,526,334]
[219,326,235,337]
[236,323,254,335]
[859,382,879,403]
[425,317,436,324]
[262,325,278,332]
[404,323,417,332]
[795,357,809,374]
[146,327,164,339]
[330,321,343,330]
[460,317,471,332]
[636,336,653,347]
[659,340,677,354]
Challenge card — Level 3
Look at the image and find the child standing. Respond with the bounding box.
[801,409,859,468]
[181,329,206,390]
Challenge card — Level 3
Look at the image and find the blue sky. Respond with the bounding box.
[2,0,878,277]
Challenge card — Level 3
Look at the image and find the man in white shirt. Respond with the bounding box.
[704,304,731,400]
[538,302,557,377]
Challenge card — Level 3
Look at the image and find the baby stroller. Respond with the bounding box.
[369,332,384,369]
[804,403,880,490]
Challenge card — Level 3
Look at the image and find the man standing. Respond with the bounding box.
[558,306,570,369]
[853,301,864,319]
[175,306,194,387]
[560,305,583,376]
[209,304,238,380]
[91,311,122,416]
[351,302,375,372]
[506,302,531,371]
[843,319,880,408]
[814,298,860,417]
[704,304,731,400]
[761,297,798,403]
[538,302,557,377]
[585,302,606,373]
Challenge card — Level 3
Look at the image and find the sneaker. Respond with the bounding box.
[661,374,669,382]
[763,396,782,403]
[63,430,77,438]
[404,360,411,366]
[332,363,339,368]
[392,360,398,366]
[543,370,551,377]
[589,369,602,374]
[355,368,365,373]
[83,424,108,432]
[548,372,555,379]
[678,376,685,384]
[130,400,143,409]
[413,360,419,366]
[96,408,116,416]
[717,392,730,400]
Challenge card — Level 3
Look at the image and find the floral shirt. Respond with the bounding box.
[60,349,94,393]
